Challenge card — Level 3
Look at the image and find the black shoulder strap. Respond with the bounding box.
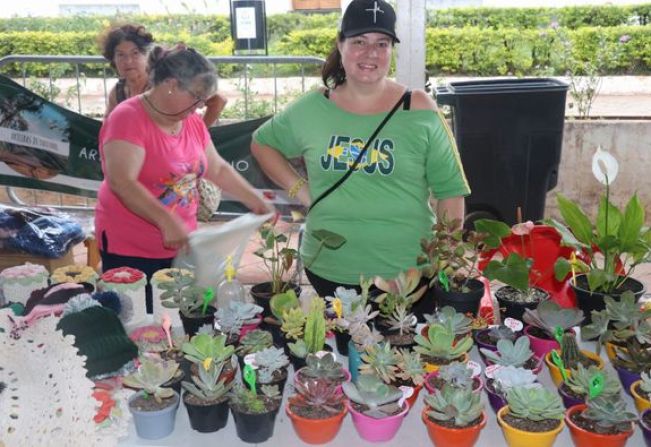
[115,79,127,104]
[308,89,410,215]
[403,90,412,110]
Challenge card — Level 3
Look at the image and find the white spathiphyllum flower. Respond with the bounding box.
[591,145,619,185]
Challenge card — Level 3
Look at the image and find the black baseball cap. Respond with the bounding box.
[340,0,400,43]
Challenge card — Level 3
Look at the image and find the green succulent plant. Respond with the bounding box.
[414,323,473,361]
[350,323,384,351]
[506,386,564,422]
[237,329,273,356]
[360,342,398,384]
[522,300,584,338]
[387,303,417,336]
[560,332,587,370]
[491,366,540,396]
[373,268,427,318]
[290,378,345,416]
[122,357,179,403]
[215,301,262,338]
[425,384,483,427]
[287,298,326,359]
[480,336,534,368]
[564,364,621,397]
[487,325,518,343]
[158,270,207,316]
[270,288,301,322]
[640,370,651,395]
[299,352,346,382]
[581,395,637,434]
[613,337,651,373]
[342,374,403,419]
[181,359,232,402]
[182,333,235,365]
[230,384,281,414]
[254,346,289,384]
[425,306,472,335]
[395,349,426,387]
[437,362,474,389]
[281,306,306,340]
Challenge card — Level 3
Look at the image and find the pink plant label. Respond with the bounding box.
[504,317,523,332]
[467,360,482,378]
[243,353,259,369]
[484,364,503,379]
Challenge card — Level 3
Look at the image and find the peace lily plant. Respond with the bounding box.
[551,146,651,294]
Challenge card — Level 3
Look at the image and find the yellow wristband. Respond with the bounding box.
[288,177,306,198]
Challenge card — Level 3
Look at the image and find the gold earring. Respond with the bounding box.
[168,90,172,95]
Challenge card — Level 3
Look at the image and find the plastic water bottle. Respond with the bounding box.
[216,256,245,309]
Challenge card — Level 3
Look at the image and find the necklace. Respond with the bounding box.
[142,94,182,135]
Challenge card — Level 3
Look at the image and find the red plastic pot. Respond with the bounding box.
[286,399,347,444]
[422,407,487,447]
[565,404,634,447]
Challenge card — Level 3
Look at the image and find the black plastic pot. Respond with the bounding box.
[571,274,645,326]
[432,278,485,317]
[230,404,280,443]
[179,306,216,337]
[183,395,229,433]
[334,331,351,356]
[250,282,301,318]
[495,286,548,323]
[257,367,288,397]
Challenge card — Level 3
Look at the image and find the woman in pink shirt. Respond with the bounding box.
[95,44,271,313]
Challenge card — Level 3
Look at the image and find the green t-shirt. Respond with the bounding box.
[254,90,470,284]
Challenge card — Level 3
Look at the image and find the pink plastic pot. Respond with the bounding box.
[346,400,409,442]
[525,326,575,360]
[238,315,262,341]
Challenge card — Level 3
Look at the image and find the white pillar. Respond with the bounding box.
[395,0,427,89]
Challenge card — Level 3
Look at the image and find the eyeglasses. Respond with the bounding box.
[182,88,208,106]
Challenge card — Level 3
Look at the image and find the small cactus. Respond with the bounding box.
[560,332,586,370]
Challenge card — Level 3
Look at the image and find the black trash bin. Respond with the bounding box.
[436,78,568,227]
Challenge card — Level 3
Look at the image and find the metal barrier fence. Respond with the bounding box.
[0,54,324,210]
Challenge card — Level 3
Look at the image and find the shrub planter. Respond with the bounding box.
[286,400,347,444]
[128,390,180,440]
[497,405,564,447]
[183,393,229,433]
[570,274,645,326]
[230,399,281,443]
[631,380,651,414]
[544,349,604,387]
[179,306,216,337]
[422,407,487,447]
[249,282,301,318]
[346,400,409,442]
[565,404,634,447]
[495,286,549,323]
[432,278,485,317]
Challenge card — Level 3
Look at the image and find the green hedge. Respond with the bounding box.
[428,4,651,29]
[276,25,651,76]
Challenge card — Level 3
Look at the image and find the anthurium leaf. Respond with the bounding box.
[482,253,530,292]
[554,258,571,281]
[546,218,589,250]
[474,219,511,249]
[311,229,347,249]
[596,196,622,239]
[618,194,644,252]
[587,270,607,292]
[557,194,593,246]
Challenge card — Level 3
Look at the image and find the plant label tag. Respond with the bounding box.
[398,385,414,409]
[416,323,427,334]
[213,321,222,331]
[243,353,259,369]
[467,360,482,378]
[503,318,523,332]
[315,350,335,362]
[409,315,418,326]
[484,364,502,379]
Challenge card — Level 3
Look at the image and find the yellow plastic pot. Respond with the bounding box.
[605,341,627,363]
[497,406,564,447]
[424,353,469,374]
[544,350,604,387]
[631,379,651,414]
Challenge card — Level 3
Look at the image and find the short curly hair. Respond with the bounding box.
[99,24,154,69]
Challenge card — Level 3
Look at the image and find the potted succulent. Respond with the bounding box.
[484,365,540,414]
[373,268,427,333]
[424,361,483,395]
[497,386,565,447]
[158,269,214,336]
[254,346,290,395]
[641,407,651,447]
[264,287,302,347]
[286,377,348,444]
[480,336,543,374]
[631,371,651,414]
[414,322,474,371]
[215,301,263,344]
[422,383,486,447]
[523,300,584,359]
[611,337,651,397]
[545,332,604,387]
[236,329,273,370]
[565,395,637,447]
[550,147,649,325]
[181,358,232,433]
[347,322,384,383]
[342,374,409,442]
[229,384,282,443]
[423,305,474,339]
[474,324,520,361]
[295,352,349,388]
[476,218,551,322]
[286,297,328,371]
[330,283,379,356]
[418,217,487,317]
[250,220,302,316]
[559,364,622,409]
[181,333,236,383]
[122,357,181,440]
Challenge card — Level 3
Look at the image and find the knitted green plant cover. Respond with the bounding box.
[57,305,138,377]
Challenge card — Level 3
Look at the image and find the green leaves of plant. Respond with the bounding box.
[474,219,511,248]
[556,193,593,245]
[311,229,347,249]
[483,253,531,292]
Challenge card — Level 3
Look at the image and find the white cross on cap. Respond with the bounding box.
[365,1,384,24]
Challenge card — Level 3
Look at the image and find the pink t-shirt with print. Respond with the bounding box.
[95,96,210,259]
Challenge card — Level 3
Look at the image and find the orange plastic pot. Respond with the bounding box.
[631,380,651,414]
[565,404,634,447]
[422,407,487,447]
[286,401,347,444]
[405,384,423,411]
